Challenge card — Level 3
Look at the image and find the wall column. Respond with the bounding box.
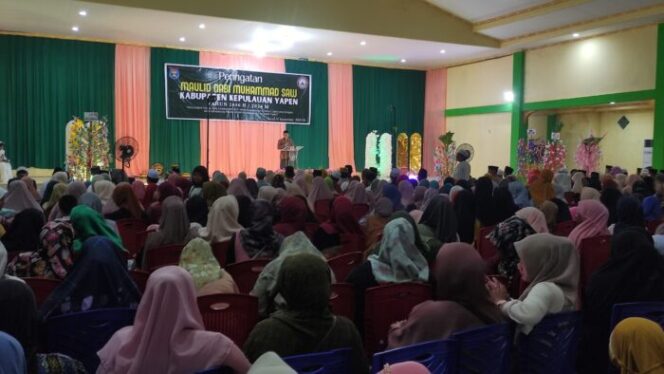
[653,24,664,169]
[510,51,526,168]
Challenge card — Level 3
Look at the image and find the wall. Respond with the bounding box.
[446,55,513,108]
[447,113,511,175]
[525,26,657,102]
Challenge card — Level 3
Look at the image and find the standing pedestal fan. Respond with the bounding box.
[115,137,139,174]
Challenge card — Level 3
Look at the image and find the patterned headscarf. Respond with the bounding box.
[488,216,536,281]
[179,238,223,290]
[368,218,429,283]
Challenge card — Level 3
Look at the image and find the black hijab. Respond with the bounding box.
[186,195,208,227]
[613,195,645,236]
[493,187,518,223]
[236,195,253,228]
[550,198,572,223]
[474,177,496,227]
[587,172,602,191]
[454,190,476,244]
[245,178,259,199]
[600,187,623,225]
[240,200,283,259]
[579,228,664,371]
[1,208,44,253]
[0,279,39,372]
[420,196,458,245]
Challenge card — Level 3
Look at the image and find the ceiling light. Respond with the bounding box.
[572,33,580,38]
[610,101,616,105]
[198,23,206,29]
[360,40,367,46]
[71,26,79,32]
[503,91,515,102]
[326,52,333,56]
[179,36,186,42]
[78,10,87,16]
[440,49,446,54]
[238,26,311,56]
[400,58,406,63]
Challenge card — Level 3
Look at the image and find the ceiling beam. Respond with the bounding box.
[474,0,592,32]
[84,0,500,47]
[501,4,664,48]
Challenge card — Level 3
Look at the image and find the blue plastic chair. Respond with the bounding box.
[283,348,352,374]
[518,312,581,374]
[610,302,664,330]
[45,308,136,373]
[452,323,511,374]
[371,339,457,374]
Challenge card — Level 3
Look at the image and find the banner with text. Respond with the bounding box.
[165,64,311,124]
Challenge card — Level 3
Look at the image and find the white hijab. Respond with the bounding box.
[198,195,243,243]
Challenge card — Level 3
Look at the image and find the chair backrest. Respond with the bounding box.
[211,241,230,267]
[145,244,185,272]
[225,259,271,294]
[197,293,259,347]
[518,312,581,374]
[283,348,352,374]
[327,252,363,282]
[646,220,663,235]
[553,221,576,237]
[610,302,664,330]
[475,226,497,260]
[129,269,150,293]
[314,199,333,222]
[352,204,370,221]
[364,283,432,354]
[304,222,319,239]
[371,339,457,374]
[578,235,612,297]
[339,233,364,255]
[45,308,136,373]
[116,219,148,257]
[329,283,355,321]
[24,277,61,306]
[195,367,234,374]
[452,323,511,374]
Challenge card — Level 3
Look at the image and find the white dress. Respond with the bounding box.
[0,149,12,184]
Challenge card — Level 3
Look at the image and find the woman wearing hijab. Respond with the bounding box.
[554,169,572,193]
[257,185,279,205]
[486,234,579,334]
[515,207,549,234]
[312,196,364,252]
[529,169,556,207]
[364,197,394,253]
[494,186,519,223]
[244,253,368,374]
[188,165,210,199]
[580,187,601,201]
[105,183,146,221]
[417,196,458,258]
[236,200,283,262]
[571,172,586,195]
[568,200,610,249]
[146,181,182,224]
[577,228,664,372]
[198,195,243,245]
[609,195,645,236]
[184,196,207,229]
[251,232,333,317]
[454,189,476,244]
[179,238,239,296]
[347,218,429,328]
[273,196,309,238]
[131,180,145,201]
[1,180,42,215]
[98,266,250,373]
[1,208,44,254]
[346,180,370,206]
[475,176,497,227]
[228,178,253,200]
[307,176,334,212]
[141,196,198,268]
[588,172,602,191]
[0,332,25,374]
[66,181,87,199]
[236,195,253,228]
[70,205,125,253]
[609,318,664,374]
[539,201,559,233]
[508,181,531,209]
[387,243,504,348]
[245,178,259,199]
[272,174,287,190]
[40,236,140,319]
[381,184,404,212]
[41,182,66,220]
[601,184,623,226]
[93,180,117,215]
[398,180,415,210]
[202,181,226,207]
[488,215,537,288]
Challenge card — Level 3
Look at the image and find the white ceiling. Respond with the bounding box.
[1,0,664,69]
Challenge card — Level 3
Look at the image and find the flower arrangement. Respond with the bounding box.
[543,139,566,171]
[575,133,604,172]
[66,116,110,181]
[377,133,392,179]
[434,131,456,178]
[517,137,546,176]
[365,131,379,171]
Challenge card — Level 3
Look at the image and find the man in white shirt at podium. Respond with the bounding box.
[277,130,295,169]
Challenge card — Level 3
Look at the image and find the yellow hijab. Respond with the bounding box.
[610,317,664,374]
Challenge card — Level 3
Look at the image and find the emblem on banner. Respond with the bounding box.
[168,67,180,80]
[297,76,309,90]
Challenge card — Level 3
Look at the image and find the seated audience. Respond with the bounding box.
[387,243,503,348]
[568,200,610,248]
[273,196,309,237]
[179,238,238,296]
[186,195,208,227]
[235,200,283,262]
[244,253,368,373]
[146,181,181,224]
[104,183,147,221]
[307,176,334,212]
[98,266,250,373]
[1,180,42,215]
[417,196,458,257]
[188,165,210,198]
[1,208,44,254]
[453,189,476,244]
[41,182,66,220]
[202,181,226,207]
[609,195,646,235]
[312,196,364,252]
[0,331,25,374]
[609,318,664,374]
[198,195,243,244]
[488,215,536,287]
[642,174,664,222]
[70,205,125,253]
[363,197,394,254]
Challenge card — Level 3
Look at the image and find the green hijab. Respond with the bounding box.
[70,205,125,252]
[389,211,430,259]
[274,252,331,314]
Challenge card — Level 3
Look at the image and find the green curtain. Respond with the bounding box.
[285,60,329,169]
[0,35,115,168]
[352,65,425,170]
[149,48,200,172]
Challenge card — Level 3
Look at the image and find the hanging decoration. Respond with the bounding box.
[434,131,456,178]
[377,133,393,179]
[396,133,409,169]
[364,131,379,171]
[575,133,604,173]
[543,138,567,172]
[65,116,111,181]
[517,133,546,177]
[409,133,422,175]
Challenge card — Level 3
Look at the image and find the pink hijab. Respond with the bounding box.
[97,266,241,373]
[346,181,369,205]
[515,207,549,234]
[378,362,431,374]
[307,176,333,211]
[568,200,610,248]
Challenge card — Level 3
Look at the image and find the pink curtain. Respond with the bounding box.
[328,64,355,171]
[423,68,447,173]
[199,52,285,176]
[114,44,150,176]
